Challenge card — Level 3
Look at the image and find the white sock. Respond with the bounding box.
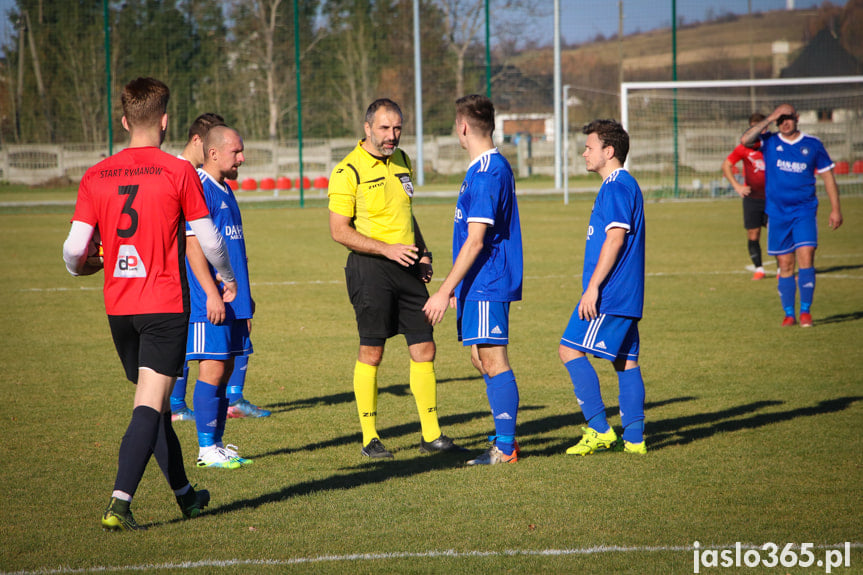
[198,444,218,458]
[111,490,132,502]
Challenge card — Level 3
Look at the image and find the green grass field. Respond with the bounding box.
[1,192,861,574]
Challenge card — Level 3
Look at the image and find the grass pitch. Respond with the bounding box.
[1,193,861,574]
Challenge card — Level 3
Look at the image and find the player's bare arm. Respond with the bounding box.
[412,216,434,282]
[328,210,419,267]
[742,103,793,146]
[578,227,626,321]
[821,170,843,230]
[721,159,750,198]
[186,235,226,325]
[423,221,487,326]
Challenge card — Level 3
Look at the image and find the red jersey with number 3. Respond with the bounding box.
[72,146,210,315]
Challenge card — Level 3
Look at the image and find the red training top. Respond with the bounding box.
[72,146,209,315]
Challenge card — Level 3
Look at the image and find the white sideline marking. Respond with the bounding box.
[3,543,861,574]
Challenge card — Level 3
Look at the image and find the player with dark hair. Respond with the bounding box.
[424,94,523,465]
[722,112,769,280]
[559,119,647,456]
[185,125,257,469]
[741,103,843,327]
[328,98,463,459]
[62,77,237,530]
[179,113,226,168]
[171,114,270,421]
[171,112,227,421]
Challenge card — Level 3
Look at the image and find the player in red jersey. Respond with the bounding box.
[722,113,769,280]
[63,77,237,531]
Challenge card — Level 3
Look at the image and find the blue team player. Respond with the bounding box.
[185,125,256,468]
[559,119,647,456]
[741,103,843,327]
[424,94,523,465]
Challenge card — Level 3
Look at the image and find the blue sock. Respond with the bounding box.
[227,355,248,404]
[484,371,519,456]
[618,367,646,444]
[170,363,190,411]
[564,357,609,433]
[193,380,219,448]
[798,267,815,313]
[777,275,797,317]
[214,382,229,445]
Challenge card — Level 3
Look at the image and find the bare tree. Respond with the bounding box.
[331,14,372,133]
[433,0,543,99]
[229,0,325,140]
[232,0,283,143]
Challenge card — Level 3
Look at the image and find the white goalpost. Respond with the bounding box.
[619,76,863,198]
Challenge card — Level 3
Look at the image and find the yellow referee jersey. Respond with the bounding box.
[328,141,416,246]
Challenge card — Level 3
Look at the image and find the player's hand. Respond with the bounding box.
[829,209,843,230]
[423,290,452,325]
[770,103,795,121]
[206,293,226,325]
[383,243,419,267]
[417,260,433,283]
[78,260,104,276]
[735,184,751,198]
[577,287,599,321]
[221,279,238,303]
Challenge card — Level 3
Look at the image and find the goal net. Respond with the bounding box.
[620,77,863,198]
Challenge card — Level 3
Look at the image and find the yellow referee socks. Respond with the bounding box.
[410,360,441,442]
[353,361,379,446]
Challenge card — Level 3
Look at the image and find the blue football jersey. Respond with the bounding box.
[583,168,645,318]
[453,149,523,302]
[186,170,253,322]
[759,131,834,217]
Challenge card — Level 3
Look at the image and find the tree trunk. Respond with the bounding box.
[24,10,54,142]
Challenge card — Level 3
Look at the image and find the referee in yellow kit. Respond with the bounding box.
[328,98,465,459]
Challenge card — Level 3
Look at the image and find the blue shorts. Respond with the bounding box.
[457,300,510,346]
[186,319,253,361]
[560,312,640,362]
[767,210,818,256]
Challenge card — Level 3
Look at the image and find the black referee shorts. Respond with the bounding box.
[344,252,434,347]
[743,197,767,230]
[108,312,190,383]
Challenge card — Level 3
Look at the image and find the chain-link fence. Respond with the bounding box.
[0,0,858,187]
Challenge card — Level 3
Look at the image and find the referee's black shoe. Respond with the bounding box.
[361,438,394,459]
[420,434,468,454]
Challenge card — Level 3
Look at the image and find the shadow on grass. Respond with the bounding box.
[249,405,544,459]
[196,447,497,522]
[815,310,863,325]
[816,264,863,274]
[646,395,862,451]
[266,377,482,414]
[165,396,860,525]
[521,396,700,457]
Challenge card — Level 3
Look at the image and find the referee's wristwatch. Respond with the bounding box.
[421,251,433,263]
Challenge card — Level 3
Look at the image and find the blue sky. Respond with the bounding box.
[519,0,833,46]
[0,0,839,52]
